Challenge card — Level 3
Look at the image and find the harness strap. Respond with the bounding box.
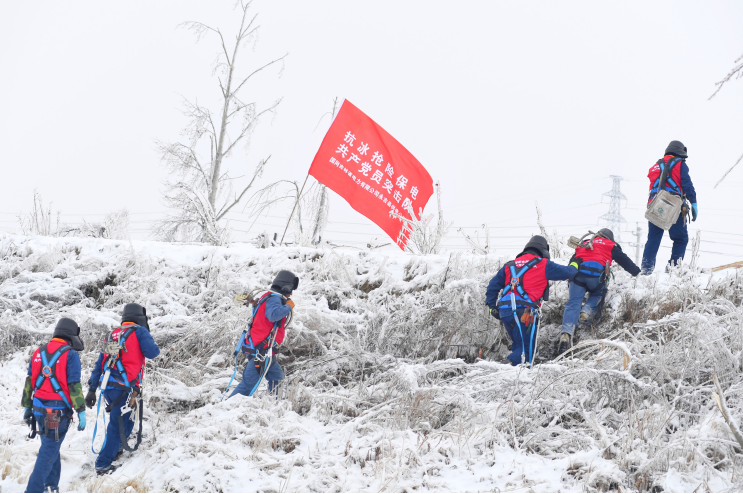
[497,258,542,309]
[651,157,682,198]
[33,344,73,410]
[244,293,285,351]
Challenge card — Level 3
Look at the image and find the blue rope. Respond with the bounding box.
[91,390,107,454]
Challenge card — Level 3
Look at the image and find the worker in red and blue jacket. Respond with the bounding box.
[486,236,577,366]
[558,229,640,354]
[641,140,697,274]
[21,318,86,493]
[230,270,297,398]
[86,304,159,475]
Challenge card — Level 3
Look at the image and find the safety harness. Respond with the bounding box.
[91,325,144,454]
[650,157,682,201]
[223,291,290,399]
[29,344,72,441]
[497,258,543,365]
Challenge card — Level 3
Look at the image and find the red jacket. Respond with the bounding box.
[101,323,146,387]
[250,292,288,346]
[648,155,684,203]
[502,254,548,305]
[575,237,615,265]
[31,338,72,404]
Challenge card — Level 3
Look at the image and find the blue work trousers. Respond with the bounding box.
[498,307,538,366]
[26,413,71,493]
[641,215,688,274]
[562,274,604,335]
[229,358,284,398]
[95,389,135,471]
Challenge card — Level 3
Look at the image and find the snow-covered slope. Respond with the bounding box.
[0,234,742,492]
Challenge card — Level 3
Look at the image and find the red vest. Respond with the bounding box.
[503,254,548,305]
[102,324,145,386]
[648,155,684,203]
[575,237,615,265]
[250,292,287,346]
[31,338,72,404]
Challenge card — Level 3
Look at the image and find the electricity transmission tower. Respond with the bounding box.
[599,175,627,242]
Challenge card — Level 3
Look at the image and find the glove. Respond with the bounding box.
[489,308,501,320]
[23,407,33,426]
[77,411,86,431]
[569,255,583,270]
[85,390,97,409]
[691,203,698,222]
[286,299,295,309]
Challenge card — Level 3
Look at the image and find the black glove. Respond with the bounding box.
[569,255,583,270]
[23,407,34,426]
[85,390,97,409]
[489,308,501,320]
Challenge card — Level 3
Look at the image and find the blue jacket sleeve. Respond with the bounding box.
[265,294,292,323]
[611,245,640,276]
[545,260,578,281]
[136,327,160,359]
[88,353,104,391]
[485,266,507,309]
[680,161,697,204]
[65,350,81,383]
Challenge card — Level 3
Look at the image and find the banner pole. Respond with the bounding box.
[279,175,310,246]
[279,98,339,247]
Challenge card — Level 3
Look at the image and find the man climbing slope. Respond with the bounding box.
[230,270,297,398]
[558,228,640,354]
[22,318,86,493]
[641,140,698,273]
[486,236,577,366]
[87,303,159,475]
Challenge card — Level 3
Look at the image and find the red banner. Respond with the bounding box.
[308,100,433,250]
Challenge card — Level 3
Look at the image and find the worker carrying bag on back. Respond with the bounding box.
[645,157,688,230]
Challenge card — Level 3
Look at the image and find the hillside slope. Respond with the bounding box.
[0,234,742,492]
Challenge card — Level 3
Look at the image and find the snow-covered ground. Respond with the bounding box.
[1,233,742,492]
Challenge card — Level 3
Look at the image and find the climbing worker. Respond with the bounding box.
[229,270,298,398]
[86,303,159,475]
[485,236,577,366]
[641,140,698,274]
[558,228,640,354]
[22,318,86,493]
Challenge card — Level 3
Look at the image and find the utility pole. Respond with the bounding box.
[599,175,627,242]
[627,222,644,266]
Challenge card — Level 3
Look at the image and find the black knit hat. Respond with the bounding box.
[53,318,84,351]
[597,228,615,242]
[665,140,688,159]
[271,270,299,295]
[519,235,551,259]
[121,303,149,330]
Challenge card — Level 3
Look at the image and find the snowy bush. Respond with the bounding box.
[1,234,743,492]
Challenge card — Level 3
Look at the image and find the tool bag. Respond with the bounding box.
[645,158,686,230]
[645,190,684,230]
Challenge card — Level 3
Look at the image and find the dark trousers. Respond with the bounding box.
[95,389,135,471]
[229,358,284,398]
[641,214,689,274]
[498,308,537,366]
[25,414,70,493]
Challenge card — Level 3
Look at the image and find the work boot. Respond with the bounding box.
[96,464,119,476]
[579,312,590,323]
[557,333,572,355]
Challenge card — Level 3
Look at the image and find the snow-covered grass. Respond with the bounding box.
[0,233,742,492]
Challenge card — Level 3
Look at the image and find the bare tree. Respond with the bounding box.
[18,190,59,236]
[710,51,743,100]
[392,182,451,255]
[711,51,743,188]
[156,1,288,244]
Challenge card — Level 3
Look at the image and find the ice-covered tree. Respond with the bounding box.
[156,1,288,244]
[711,50,743,188]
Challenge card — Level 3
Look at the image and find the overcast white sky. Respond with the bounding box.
[1,1,742,267]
